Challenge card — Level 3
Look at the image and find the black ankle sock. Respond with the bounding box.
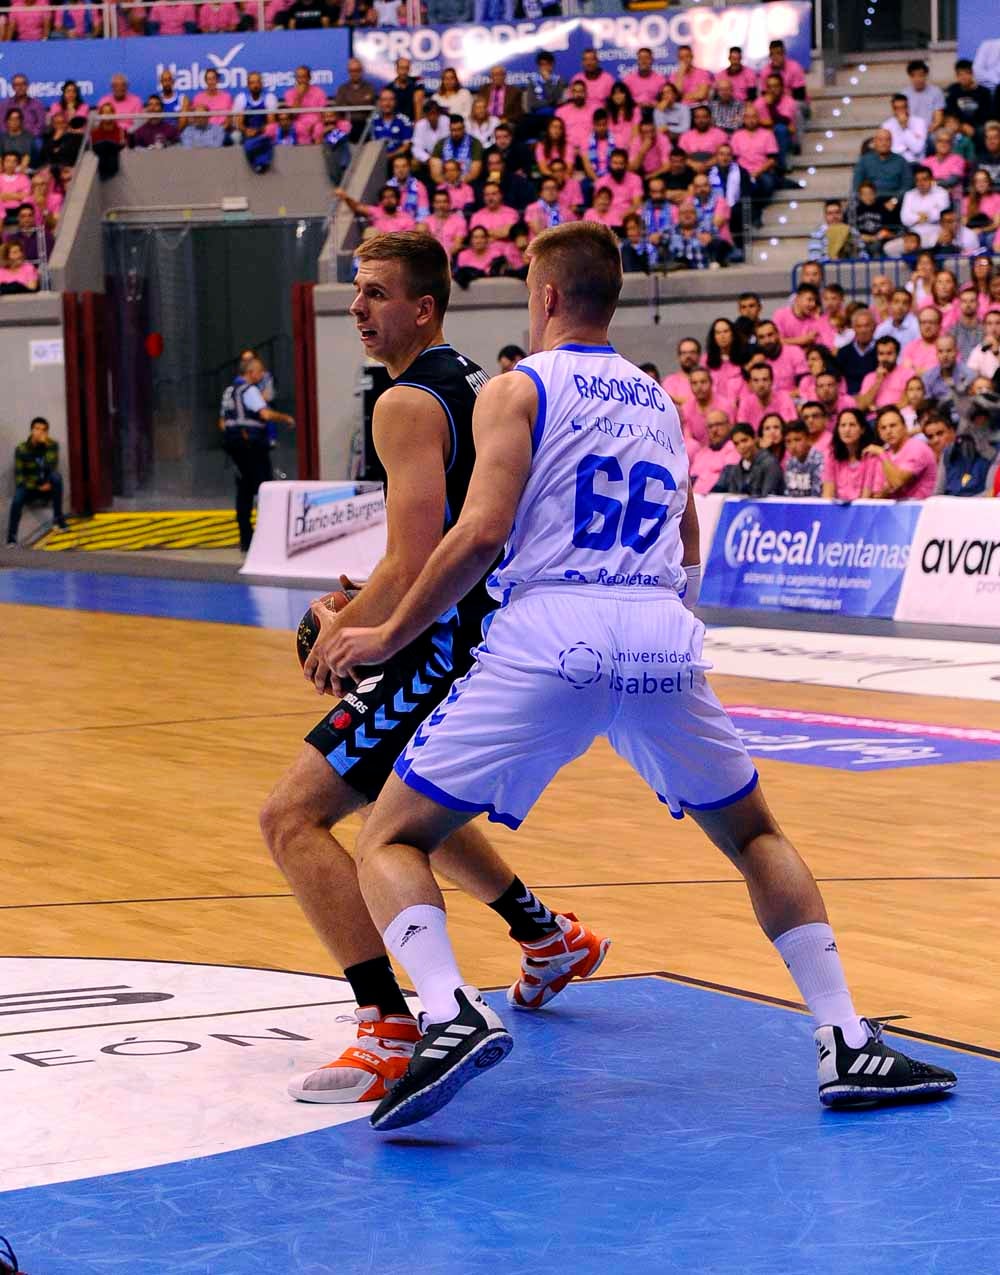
[343,955,411,1019]
[488,876,559,942]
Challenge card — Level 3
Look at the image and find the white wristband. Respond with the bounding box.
[682,564,702,612]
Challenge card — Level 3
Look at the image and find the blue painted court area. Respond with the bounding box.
[3,977,995,1275]
[0,569,313,630]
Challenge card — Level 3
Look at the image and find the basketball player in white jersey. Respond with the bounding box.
[320,222,956,1131]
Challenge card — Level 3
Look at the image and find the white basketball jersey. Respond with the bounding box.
[488,343,689,601]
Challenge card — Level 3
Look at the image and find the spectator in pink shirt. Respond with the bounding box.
[822,409,879,500]
[809,366,857,423]
[624,47,666,108]
[149,1,197,34]
[469,181,518,241]
[199,1,241,31]
[661,336,702,410]
[866,405,937,499]
[595,148,643,224]
[525,176,566,241]
[535,117,576,180]
[856,336,911,411]
[704,316,748,401]
[193,69,233,128]
[334,184,416,235]
[556,81,593,154]
[606,82,640,151]
[736,361,797,430]
[437,158,474,213]
[690,409,740,494]
[549,158,584,220]
[628,120,671,179]
[573,49,615,112]
[583,186,617,229]
[454,226,501,284]
[963,167,1000,246]
[730,105,778,225]
[419,188,467,258]
[925,129,966,190]
[99,75,143,132]
[797,401,834,458]
[901,305,943,374]
[682,366,733,451]
[754,319,807,395]
[0,241,39,293]
[284,65,326,145]
[11,0,50,41]
[759,40,808,101]
[773,284,839,349]
[717,47,757,101]
[671,45,712,104]
[0,154,30,224]
[679,105,726,167]
[756,73,800,164]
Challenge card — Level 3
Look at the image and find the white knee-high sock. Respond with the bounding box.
[383,905,463,1025]
[773,922,867,1048]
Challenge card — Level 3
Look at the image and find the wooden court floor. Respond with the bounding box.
[4,601,999,1054]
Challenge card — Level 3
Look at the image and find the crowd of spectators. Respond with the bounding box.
[339,40,811,280]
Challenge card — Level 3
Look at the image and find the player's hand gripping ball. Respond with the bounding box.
[295,586,358,668]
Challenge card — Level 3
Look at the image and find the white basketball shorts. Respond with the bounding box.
[393,584,758,830]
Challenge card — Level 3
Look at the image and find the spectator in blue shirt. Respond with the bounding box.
[852,128,912,203]
[181,111,226,149]
[371,88,412,163]
[666,201,711,270]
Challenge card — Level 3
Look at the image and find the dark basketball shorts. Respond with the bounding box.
[304,624,470,803]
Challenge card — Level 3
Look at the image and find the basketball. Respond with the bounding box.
[295,590,351,668]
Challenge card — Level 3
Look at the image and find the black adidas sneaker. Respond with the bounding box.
[370,986,513,1131]
[816,1018,957,1107]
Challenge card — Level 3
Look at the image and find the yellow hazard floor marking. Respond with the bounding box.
[35,511,254,552]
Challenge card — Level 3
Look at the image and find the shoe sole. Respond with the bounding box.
[288,1073,392,1104]
[819,1078,957,1107]
[507,936,612,1011]
[370,1030,513,1131]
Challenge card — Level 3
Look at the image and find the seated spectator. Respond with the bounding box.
[580,110,613,185]
[678,105,725,169]
[934,207,979,255]
[928,266,959,319]
[946,283,985,363]
[336,183,415,235]
[688,171,732,264]
[837,307,878,394]
[853,180,896,258]
[241,115,274,175]
[857,335,909,411]
[718,47,757,102]
[181,111,225,149]
[935,422,992,495]
[904,59,945,133]
[535,116,575,180]
[754,319,806,394]
[90,103,127,177]
[712,421,784,495]
[734,290,762,345]
[707,141,747,247]
[6,417,66,544]
[193,69,233,130]
[497,344,525,372]
[2,111,32,173]
[595,148,644,223]
[682,365,732,452]
[822,408,879,499]
[470,180,518,241]
[39,112,82,170]
[924,413,957,474]
[556,81,594,155]
[522,51,567,139]
[760,39,808,103]
[736,360,797,429]
[624,46,666,109]
[620,216,655,275]
[798,343,840,400]
[671,44,712,104]
[383,57,424,125]
[4,203,52,262]
[869,273,893,323]
[10,0,50,40]
[149,0,196,33]
[606,82,640,151]
[482,149,533,213]
[584,186,618,229]
[571,49,616,114]
[232,73,278,139]
[925,129,967,190]
[665,200,717,270]
[798,399,834,456]
[418,187,467,257]
[967,309,1000,378]
[652,83,690,142]
[963,167,1000,247]
[690,409,740,493]
[199,0,240,30]
[435,68,472,123]
[900,374,929,432]
[99,75,143,132]
[156,69,188,119]
[730,105,778,227]
[0,153,30,223]
[548,158,583,220]
[774,283,837,349]
[939,109,977,167]
[867,405,937,499]
[387,153,429,219]
[756,74,799,170]
[877,287,920,345]
[50,81,89,126]
[525,176,567,240]
[132,96,179,149]
[412,99,448,175]
[815,368,855,419]
[629,119,672,181]
[704,316,747,400]
[284,65,327,146]
[661,338,702,409]
[902,306,944,374]
[475,64,523,126]
[890,165,950,250]
[118,5,149,37]
[467,98,498,150]
[371,88,412,164]
[662,148,696,204]
[430,114,482,185]
[0,241,38,293]
[758,413,786,466]
[977,121,1000,185]
[882,93,928,164]
[453,225,501,287]
[268,112,298,147]
[710,77,744,135]
[782,420,824,496]
[0,75,45,139]
[334,58,377,144]
[852,128,912,202]
[945,60,992,139]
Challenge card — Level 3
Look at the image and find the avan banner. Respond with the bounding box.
[895,496,1000,628]
[352,2,810,94]
[701,499,921,619]
[0,29,350,107]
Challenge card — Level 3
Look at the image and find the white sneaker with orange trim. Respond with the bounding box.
[288,1006,421,1104]
[507,912,611,1010]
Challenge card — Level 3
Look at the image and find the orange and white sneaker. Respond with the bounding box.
[507,912,611,1011]
[288,1006,421,1104]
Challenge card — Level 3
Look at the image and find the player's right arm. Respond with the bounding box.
[679,485,702,611]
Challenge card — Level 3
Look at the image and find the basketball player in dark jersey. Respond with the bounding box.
[261,231,609,1104]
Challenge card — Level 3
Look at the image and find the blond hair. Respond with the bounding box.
[355,230,451,319]
[527,221,623,325]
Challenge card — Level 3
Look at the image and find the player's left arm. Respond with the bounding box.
[327,372,536,676]
[679,484,702,611]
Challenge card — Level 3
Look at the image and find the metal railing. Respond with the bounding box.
[792,250,1000,297]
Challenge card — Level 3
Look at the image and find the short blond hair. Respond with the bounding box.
[355,230,451,319]
[527,222,623,325]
